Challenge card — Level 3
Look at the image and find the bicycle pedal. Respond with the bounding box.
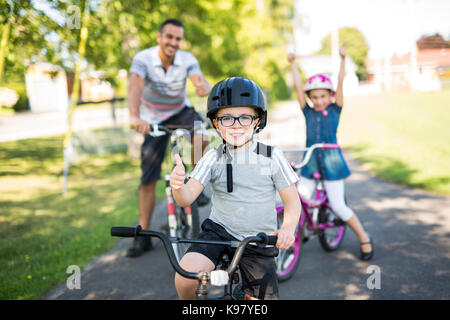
[333,218,345,226]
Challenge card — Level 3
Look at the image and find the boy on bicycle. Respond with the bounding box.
[170,77,301,299]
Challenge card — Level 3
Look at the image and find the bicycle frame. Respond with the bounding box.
[155,125,198,261]
[276,189,341,242]
[276,144,348,281]
[134,123,206,261]
[287,191,344,237]
[279,143,344,232]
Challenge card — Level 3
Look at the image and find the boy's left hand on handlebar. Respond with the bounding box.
[271,227,295,250]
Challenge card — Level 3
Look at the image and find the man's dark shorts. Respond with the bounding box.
[140,106,203,185]
[186,219,280,300]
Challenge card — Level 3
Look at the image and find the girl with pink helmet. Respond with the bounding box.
[288,47,373,261]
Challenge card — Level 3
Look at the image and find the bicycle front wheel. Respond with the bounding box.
[275,209,303,282]
[318,204,346,252]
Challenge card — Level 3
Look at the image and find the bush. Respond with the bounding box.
[267,60,290,101]
[0,82,29,112]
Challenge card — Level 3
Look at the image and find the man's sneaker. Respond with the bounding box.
[126,236,152,258]
[196,191,210,207]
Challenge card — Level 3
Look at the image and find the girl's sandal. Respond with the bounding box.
[360,233,374,261]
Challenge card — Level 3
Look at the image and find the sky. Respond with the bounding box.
[293,0,450,58]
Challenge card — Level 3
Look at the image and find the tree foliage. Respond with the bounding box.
[0,0,60,83]
[316,27,369,80]
[1,0,296,103]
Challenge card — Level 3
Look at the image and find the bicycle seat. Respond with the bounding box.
[313,172,322,180]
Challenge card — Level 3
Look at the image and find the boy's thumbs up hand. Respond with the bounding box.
[170,154,185,190]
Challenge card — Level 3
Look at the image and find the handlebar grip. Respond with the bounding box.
[322,143,340,149]
[110,225,142,237]
[130,124,154,130]
[256,232,278,247]
[267,236,278,246]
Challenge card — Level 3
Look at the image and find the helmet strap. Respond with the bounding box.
[222,140,234,192]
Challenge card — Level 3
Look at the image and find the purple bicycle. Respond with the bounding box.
[276,143,347,282]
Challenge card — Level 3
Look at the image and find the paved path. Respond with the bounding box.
[0,106,128,143]
[37,101,450,300]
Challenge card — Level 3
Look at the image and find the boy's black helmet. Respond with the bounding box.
[207,77,267,133]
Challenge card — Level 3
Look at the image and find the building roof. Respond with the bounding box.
[417,34,450,50]
[366,34,450,73]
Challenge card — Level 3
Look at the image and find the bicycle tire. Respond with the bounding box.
[318,204,346,252]
[275,209,303,282]
[173,201,200,261]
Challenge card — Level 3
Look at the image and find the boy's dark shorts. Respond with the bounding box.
[186,219,280,300]
[140,106,204,185]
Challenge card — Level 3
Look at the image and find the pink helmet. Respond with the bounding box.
[304,74,334,93]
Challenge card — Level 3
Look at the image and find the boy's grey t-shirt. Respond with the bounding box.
[190,142,299,240]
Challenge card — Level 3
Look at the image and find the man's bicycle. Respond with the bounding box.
[110,225,277,300]
[134,123,214,261]
[275,143,347,282]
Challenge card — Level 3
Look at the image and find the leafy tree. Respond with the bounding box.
[0,0,60,83]
[316,27,369,80]
[2,0,296,106]
[238,0,295,100]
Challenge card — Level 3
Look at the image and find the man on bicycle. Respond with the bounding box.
[127,18,211,257]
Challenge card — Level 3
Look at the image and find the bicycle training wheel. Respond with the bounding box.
[275,209,303,282]
[173,201,200,261]
[318,203,346,252]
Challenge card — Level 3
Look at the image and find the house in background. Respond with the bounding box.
[295,55,360,96]
[366,34,450,92]
[25,63,69,112]
[80,70,115,103]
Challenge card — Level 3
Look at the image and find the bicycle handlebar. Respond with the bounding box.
[130,122,213,138]
[283,143,340,170]
[130,123,194,137]
[110,225,277,282]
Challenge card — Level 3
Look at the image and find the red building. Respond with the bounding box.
[366,34,450,91]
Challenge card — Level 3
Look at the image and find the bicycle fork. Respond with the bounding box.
[165,174,193,260]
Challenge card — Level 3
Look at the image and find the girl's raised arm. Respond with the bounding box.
[288,53,307,110]
[335,46,346,107]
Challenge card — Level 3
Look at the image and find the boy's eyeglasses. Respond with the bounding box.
[216,115,258,127]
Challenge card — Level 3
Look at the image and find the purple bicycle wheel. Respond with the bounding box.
[318,205,346,252]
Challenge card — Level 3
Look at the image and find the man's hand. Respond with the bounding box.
[190,74,210,97]
[170,154,186,190]
[131,118,151,135]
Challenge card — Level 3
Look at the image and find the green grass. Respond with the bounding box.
[339,89,450,195]
[0,133,167,299]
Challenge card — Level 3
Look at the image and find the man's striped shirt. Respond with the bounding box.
[130,46,203,124]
